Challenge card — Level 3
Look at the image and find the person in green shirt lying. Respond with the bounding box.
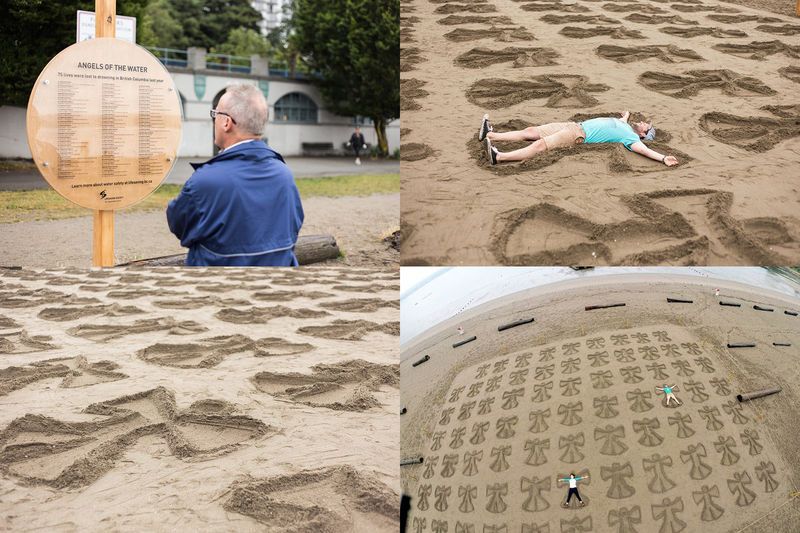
[479,111,679,167]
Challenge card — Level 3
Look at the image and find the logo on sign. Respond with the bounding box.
[100,190,107,199]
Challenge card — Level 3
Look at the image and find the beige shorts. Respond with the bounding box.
[536,122,585,151]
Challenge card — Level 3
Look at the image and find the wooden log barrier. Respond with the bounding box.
[453,336,477,348]
[737,387,782,402]
[118,234,340,267]
[753,305,774,312]
[667,297,693,303]
[720,301,741,307]
[412,355,430,367]
[498,317,535,332]
[585,303,626,311]
[727,342,756,348]
[400,457,424,466]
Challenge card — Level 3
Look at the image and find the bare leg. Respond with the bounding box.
[496,138,548,162]
[488,126,540,142]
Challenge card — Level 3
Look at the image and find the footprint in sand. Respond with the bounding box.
[540,14,620,25]
[67,317,208,342]
[520,2,589,13]
[755,24,800,36]
[401,78,429,110]
[0,315,20,329]
[671,3,740,13]
[466,74,610,110]
[559,26,644,39]
[332,282,399,292]
[434,3,497,14]
[400,27,415,44]
[0,356,127,396]
[319,298,400,312]
[298,319,400,340]
[603,3,666,14]
[106,288,191,299]
[489,189,796,265]
[400,143,435,161]
[215,306,329,324]
[252,360,399,411]
[624,13,698,25]
[252,290,333,301]
[0,387,271,489]
[400,46,427,72]
[659,26,747,38]
[455,47,560,69]
[699,105,800,153]
[596,44,703,63]
[444,26,535,42]
[152,296,251,309]
[438,14,514,25]
[638,69,775,98]
[138,334,315,368]
[37,303,144,322]
[224,466,399,532]
[0,289,98,309]
[708,14,782,24]
[0,330,59,354]
[778,66,800,83]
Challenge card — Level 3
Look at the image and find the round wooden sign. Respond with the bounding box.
[27,38,182,211]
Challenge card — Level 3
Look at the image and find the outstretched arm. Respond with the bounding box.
[621,110,630,122]
[630,141,678,166]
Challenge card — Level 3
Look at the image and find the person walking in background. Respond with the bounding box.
[349,126,367,165]
[558,473,588,507]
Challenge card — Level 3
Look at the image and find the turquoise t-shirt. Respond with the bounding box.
[580,118,641,151]
[664,386,673,394]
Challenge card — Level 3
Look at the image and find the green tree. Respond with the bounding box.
[211,27,270,57]
[0,0,153,107]
[291,0,399,155]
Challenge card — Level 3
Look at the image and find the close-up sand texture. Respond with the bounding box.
[0,266,399,531]
[400,0,800,265]
[400,274,800,532]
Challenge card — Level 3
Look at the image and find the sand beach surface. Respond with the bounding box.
[401,272,800,532]
[400,0,800,265]
[0,266,399,532]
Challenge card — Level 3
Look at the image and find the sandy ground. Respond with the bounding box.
[0,266,399,532]
[400,0,800,265]
[0,193,399,268]
[400,273,800,532]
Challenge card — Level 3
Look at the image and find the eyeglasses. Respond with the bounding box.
[210,109,237,124]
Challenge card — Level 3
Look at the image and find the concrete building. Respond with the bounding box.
[1,46,399,159]
[251,0,289,33]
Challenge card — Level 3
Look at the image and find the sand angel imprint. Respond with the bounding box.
[594,395,620,418]
[591,370,614,389]
[643,453,677,493]
[692,484,725,521]
[560,378,582,397]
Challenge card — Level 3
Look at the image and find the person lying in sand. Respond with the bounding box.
[479,111,679,167]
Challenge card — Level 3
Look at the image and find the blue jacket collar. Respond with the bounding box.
[190,140,285,170]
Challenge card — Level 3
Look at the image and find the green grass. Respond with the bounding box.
[0,174,398,223]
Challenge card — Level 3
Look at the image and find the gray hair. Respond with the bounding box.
[224,83,268,136]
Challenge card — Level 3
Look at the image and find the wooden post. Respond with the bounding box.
[92,0,116,267]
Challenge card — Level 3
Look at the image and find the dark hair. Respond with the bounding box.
[570,473,575,477]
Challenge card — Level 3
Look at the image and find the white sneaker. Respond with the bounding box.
[355,158,361,165]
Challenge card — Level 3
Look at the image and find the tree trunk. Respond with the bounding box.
[373,117,388,156]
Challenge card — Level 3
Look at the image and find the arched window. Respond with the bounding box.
[273,92,318,123]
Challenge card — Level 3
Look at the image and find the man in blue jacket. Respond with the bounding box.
[167,83,304,266]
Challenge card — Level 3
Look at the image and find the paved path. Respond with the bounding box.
[0,157,400,190]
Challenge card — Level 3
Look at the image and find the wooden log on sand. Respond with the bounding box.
[118,234,340,266]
